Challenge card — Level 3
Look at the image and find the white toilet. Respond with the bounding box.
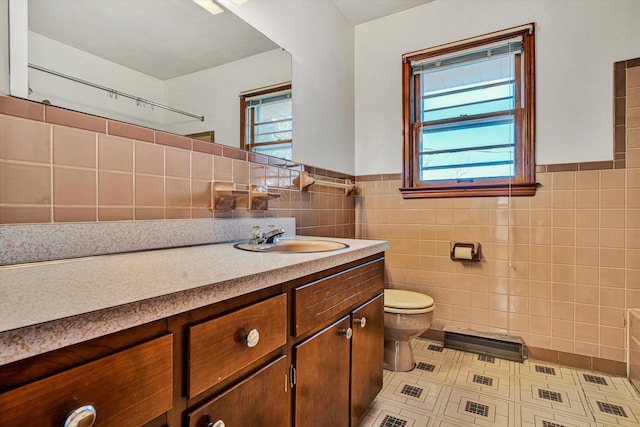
[384,289,435,371]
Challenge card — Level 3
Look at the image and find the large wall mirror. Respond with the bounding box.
[9,0,292,155]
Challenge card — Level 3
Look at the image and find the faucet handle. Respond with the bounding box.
[250,226,262,244]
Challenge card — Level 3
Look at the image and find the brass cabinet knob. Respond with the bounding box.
[64,405,96,427]
[244,328,260,348]
[340,327,353,340]
[354,317,367,328]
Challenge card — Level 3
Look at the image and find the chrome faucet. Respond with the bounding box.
[263,227,285,244]
[249,226,285,245]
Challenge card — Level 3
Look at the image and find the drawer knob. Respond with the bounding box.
[244,328,260,348]
[208,421,225,427]
[64,405,96,427]
[354,317,367,328]
[340,327,353,340]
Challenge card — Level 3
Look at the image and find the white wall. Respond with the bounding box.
[354,0,640,175]
[219,0,356,174]
[163,48,291,146]
[0,0,8,94]
[7,0,27,98]
[29,32,167,129]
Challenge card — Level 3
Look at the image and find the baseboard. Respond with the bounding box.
[526,346,626,377]
[419,330,626,377]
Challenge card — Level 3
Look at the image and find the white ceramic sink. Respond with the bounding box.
[234,239,349,253]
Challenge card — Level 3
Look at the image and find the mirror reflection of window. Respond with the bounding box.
[240,83,292,160]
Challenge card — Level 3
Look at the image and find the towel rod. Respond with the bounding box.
[294,171,358,196]
[28,63,205,122]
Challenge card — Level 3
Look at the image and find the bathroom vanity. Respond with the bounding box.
[0,237,387,427]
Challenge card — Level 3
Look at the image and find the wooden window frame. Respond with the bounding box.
[400,24,537,199]
[240,83,292,156]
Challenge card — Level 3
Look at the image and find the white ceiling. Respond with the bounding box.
[28,0,279,80]
[27,0,435,81]
[333,0,435,25]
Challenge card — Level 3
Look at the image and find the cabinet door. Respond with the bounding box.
[187,356,290,427]
[294,316,351,427]
[351,293,384,426]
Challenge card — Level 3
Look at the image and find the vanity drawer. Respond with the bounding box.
[293,258,384,337]
[188,293,287,398]
[0,334,173,427]
[187,356,289,427]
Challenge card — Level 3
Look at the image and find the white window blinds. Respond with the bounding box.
[411,37,523,182]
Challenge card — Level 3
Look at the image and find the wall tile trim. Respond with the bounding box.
[0,96,357,242]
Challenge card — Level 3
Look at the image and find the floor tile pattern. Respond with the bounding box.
[357,339,640,427]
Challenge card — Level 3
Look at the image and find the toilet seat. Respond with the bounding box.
[384,289,435,314]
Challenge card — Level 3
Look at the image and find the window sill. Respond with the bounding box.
[399,182,538,199]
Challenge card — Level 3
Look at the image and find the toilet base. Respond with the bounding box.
[384,339,416,372]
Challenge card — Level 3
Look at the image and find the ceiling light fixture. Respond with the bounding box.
[193,0,224,15]
[230,0,248,5]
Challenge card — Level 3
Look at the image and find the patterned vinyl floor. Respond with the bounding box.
[357,339,640,427]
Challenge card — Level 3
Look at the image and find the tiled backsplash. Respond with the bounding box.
[0,95,356,256]
[356,62,640,365]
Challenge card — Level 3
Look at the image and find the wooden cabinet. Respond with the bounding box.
[350,294,384,426]
[0,253,385,427]
[291,257,385,426]
[0,335,173,427]
[293,258,384,337]
[293,316,352,427]
[185,293,290,426]
[187,293,287,398]
[187,356,289,427]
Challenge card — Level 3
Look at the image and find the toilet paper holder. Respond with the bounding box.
[450,242,481,261]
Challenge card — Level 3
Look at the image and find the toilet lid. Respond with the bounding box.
[384,289,434,311]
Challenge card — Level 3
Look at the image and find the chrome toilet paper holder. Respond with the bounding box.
[450,242,481,261]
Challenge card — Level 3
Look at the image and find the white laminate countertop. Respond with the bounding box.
[0,236,388,365]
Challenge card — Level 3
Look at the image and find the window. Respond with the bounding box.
[240,83,292,160]
[401,24,536,198]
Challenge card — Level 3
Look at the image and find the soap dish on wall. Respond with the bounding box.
[211,181,279,211]
[250,185,280,210]
[211,181,248,211]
